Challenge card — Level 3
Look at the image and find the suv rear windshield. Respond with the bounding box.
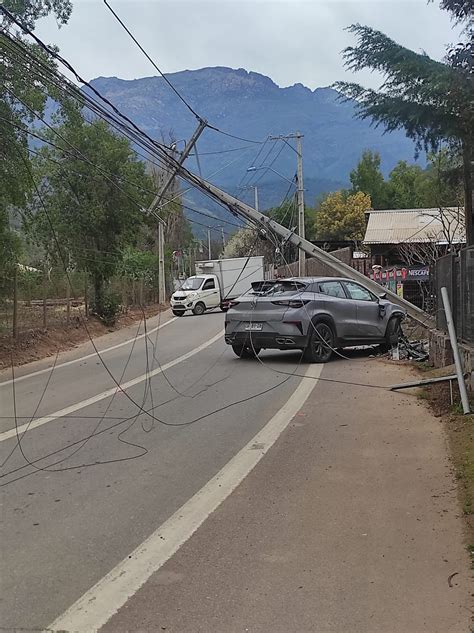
[264,281,307,296]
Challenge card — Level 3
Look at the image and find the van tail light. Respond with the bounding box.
[227,300,240,308]
[271,299,309,308]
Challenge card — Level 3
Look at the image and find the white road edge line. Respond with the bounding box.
[0,315,178,387]
[0,331,223,443]
[47,363,322,633]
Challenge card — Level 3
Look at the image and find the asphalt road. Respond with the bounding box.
[1,310,470,632]
[0,310,311,631]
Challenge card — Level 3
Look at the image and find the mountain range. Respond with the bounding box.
[87,67,423,232]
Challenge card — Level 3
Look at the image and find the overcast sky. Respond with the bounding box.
[35,0,460,90]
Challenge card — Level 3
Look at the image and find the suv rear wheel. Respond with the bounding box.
[304,322,334,363]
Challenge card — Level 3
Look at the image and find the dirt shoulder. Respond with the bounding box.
[0,304,166,370]
[413,364,474,559]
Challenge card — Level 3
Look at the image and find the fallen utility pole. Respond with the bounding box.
[170,165,435,326]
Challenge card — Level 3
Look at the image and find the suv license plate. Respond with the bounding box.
[245,322,263,331]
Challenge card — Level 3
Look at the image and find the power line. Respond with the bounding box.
[101,0,264,146]
[1,20,266,233]
[205,125,264,145]
[102,0,202,121]
[3,85,162,220]
[21,138,249,231]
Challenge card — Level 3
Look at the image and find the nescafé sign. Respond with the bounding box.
[370,266,430,282]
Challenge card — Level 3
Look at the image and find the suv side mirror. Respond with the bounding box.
[378,292,387,300]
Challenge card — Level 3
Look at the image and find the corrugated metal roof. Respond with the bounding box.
[363,207,466,245]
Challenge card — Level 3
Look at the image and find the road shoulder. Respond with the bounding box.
[102,356,472,633]
[0,307,174,382]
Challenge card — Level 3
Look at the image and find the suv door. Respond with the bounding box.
[201,278,220,308]
[342,281,384,338]
[317,280,358,340]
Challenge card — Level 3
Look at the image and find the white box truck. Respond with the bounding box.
[170,256,265,316]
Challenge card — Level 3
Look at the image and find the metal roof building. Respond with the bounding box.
[363,207,466,245]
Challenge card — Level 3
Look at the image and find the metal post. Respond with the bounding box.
[441,286,470,414]
[254,186,259,212]
[158,221,166,305]
[296,131,305,277]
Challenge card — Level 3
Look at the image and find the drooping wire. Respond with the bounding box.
[102,0,202,121]
[101,0,264,147]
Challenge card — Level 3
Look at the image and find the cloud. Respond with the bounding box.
[35,0,461,90]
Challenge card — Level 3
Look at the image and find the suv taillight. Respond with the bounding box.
[271,299,309,308]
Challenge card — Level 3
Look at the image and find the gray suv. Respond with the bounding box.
[224,277,406,362]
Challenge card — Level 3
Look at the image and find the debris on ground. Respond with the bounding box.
[394,331,429,362]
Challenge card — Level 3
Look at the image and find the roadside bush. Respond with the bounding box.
[92,292,122,326]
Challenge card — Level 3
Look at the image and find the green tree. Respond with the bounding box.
[0,1,72,278]
[29,118,154,316]
[416,150,464,208]
[1,1,72,29]
[335,12,474,243]
[386,161,426,208]
[315,190,371,241]
[148,163,193,252]
[223,228,275,264]
[349,150,388,209]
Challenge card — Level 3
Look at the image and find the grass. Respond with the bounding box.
[416,375,474,549]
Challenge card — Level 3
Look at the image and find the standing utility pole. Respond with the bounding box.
[296,131,305,276]
[207,227,212,260]
[254,186,259,212]
[221,227,226,251]
[269,132,305,275]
